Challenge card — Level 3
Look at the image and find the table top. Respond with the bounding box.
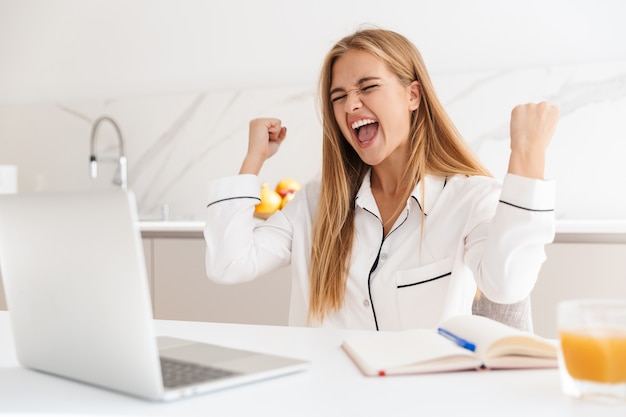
[0,311,624,416]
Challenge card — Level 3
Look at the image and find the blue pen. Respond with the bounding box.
[437,327,476,352]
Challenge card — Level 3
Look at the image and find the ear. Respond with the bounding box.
[408,81,421,111]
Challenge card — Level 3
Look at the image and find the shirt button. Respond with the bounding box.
[363,299,370,308]
[380,253,388,260]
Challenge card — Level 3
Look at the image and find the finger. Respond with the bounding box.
[277,126,287,141]
[268,124,287,141]
[269,129,287,149]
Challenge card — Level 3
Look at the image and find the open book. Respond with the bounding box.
[342,314,557,376]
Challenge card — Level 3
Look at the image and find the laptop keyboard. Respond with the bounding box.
[160,357,240,389]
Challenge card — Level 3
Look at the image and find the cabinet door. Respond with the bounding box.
[142,238,154,313]
[152,238,290,325]
[531,243,626,338]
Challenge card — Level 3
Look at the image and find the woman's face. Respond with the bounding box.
[330,49,420,167]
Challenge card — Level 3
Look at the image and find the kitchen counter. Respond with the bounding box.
[140,221,206,238]
[552,219,626,243]
[139,219,626,243]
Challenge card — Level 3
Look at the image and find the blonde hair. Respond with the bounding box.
[308,28,491,323]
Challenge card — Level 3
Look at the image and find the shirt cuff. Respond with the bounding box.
[207,174,261,207]
[500,173,555,211]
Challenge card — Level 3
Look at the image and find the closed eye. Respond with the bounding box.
[331,93,347,103]
[360,84,380,92]
[330,84,381,104]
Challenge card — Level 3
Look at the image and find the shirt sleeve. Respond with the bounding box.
[464,173,556,304]
[203,174,292,284]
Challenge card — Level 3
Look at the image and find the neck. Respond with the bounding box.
[370,162,405,197]
[370,164,411,236]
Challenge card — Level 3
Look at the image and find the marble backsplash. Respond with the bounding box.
[1,59,625,221]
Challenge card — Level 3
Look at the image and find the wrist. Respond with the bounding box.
[507,150,545,180]
[239,153,266,175]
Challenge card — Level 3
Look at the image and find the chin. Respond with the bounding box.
[358,154,385,167]
[352,143,381,165]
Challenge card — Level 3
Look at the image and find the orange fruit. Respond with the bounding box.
[275,178,301,198]
[279,191,296,209]
[255,182,282,219]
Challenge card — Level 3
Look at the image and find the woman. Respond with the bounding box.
[204,28,559,330]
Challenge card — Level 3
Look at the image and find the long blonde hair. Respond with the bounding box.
[308,28,491,323]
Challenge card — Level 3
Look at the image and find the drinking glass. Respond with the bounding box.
[557,299,626,402]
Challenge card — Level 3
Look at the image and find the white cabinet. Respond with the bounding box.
[2,238,625,337]
[146,239,626,332]
[531,243,626,338]
[142,238,154,315]
[145,239,626,333]
[151,238,291,325]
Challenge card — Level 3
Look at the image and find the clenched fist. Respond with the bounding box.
[240,118,288,175]
[508,102,560,180]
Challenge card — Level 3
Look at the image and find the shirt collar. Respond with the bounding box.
[354,169,448,216]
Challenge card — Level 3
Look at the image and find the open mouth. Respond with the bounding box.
[352,119,379,144]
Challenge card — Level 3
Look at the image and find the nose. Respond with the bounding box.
[343,89,363,113]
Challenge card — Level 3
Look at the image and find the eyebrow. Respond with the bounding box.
[329,77,382,96]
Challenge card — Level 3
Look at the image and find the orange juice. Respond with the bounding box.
[560,328,626,383]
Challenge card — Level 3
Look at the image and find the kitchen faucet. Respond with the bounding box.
[89,116,127,189]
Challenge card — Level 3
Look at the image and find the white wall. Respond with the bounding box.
[1,0,626,220]
[1,0,626,104]
[0,0,625,329]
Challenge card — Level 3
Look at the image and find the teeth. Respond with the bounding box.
[351,119,376,130]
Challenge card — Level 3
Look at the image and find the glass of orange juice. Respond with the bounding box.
[557,299,626,402]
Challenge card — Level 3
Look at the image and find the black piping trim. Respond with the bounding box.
[368,242,383,331]
[410,195,427,216]
[387,208,410,238]
[498,200,554,212]
[362,207,380,221]
[206,196,260,208]
[362,206,383,331]
[397,272,452,289]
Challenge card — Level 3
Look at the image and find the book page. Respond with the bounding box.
[439,315,557,368]
[342,328,481,376]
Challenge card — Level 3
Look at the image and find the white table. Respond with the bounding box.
[0,311,624,416]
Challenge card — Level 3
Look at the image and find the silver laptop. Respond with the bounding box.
[0,189,309,401]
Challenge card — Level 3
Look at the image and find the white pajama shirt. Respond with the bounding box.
[204,172,555,331]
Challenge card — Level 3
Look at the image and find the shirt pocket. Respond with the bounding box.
[395,257,454,330]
